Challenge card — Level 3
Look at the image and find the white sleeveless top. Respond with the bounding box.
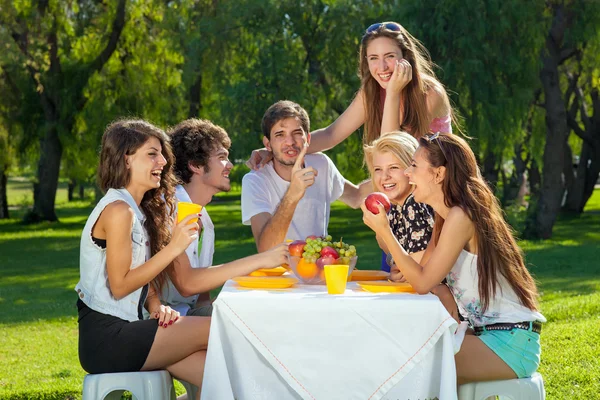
[446,250,546,327]
[75,188,151,322]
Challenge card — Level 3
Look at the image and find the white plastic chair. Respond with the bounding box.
[458,372,546,400]
[82,370,175,400]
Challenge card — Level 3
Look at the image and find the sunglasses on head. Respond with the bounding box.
[424,132,448,161]
[365,22,402,34]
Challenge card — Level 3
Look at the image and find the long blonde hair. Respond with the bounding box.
[359,23,452,143]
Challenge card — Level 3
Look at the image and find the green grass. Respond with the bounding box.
[0,181,599,399]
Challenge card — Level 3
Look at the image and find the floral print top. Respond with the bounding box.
[387,194,435,254]
[446,250,546,327]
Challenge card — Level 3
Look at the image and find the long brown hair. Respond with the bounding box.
[359,23,452,144]
[98,119,178,294]
[419,133,539,312]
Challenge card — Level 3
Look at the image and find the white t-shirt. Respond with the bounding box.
[447,250,546,327]
[241,153,345,241]
[161,185,215,315]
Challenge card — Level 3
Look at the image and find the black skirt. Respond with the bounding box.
[77,299,158,374]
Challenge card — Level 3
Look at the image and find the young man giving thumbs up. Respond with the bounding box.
[241,100,372,252]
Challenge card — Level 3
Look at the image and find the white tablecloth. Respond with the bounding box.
[202,281,459,400]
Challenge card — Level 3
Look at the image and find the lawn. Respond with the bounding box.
[0,179,598,399]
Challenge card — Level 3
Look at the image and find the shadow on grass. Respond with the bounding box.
[521,211,600,297]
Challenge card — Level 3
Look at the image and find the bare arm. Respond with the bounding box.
[426,81,451,120]
[251,145,316,252]
[381,60,412,134]
[251,204,297,252]
[247,91,366,170]
[101,201,198,300]
[168,243,290,296]
[145,284,162,314]
[338,179,373,209]
[362,202,473,293]
[308,91,366,153]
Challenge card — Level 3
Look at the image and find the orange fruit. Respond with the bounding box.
[296,258,318,280]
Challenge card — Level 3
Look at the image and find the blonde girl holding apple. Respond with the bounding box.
[363,131,434,264]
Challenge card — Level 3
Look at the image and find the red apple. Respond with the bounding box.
[316,255,337,269]
[320,246,339,259]
[306,235,320,240]
[289,240,307,257]
[365,192,391,215]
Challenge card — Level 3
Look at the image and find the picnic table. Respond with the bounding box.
[201,279,459,400]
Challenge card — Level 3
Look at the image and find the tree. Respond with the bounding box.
[563,42,600,213]
[0,0,127,221]
[400,0,547,187]
[527,0,599,237]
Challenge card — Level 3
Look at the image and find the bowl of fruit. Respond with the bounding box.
[287,235,358,284]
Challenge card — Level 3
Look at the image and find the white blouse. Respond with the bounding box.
[446,250,546,327]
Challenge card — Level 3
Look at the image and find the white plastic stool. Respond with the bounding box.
[176,379,199,400]
[458,372,546,400]
[82,370,176,400]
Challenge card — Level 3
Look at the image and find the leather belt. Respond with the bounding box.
[473,321,542,335]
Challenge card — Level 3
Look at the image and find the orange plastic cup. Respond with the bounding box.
[324,264,349,295]
[177,202,202,224]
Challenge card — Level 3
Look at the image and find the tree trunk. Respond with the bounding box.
[188,73,202,118]
[68,179,76,202]
[581,153,600,208]
[533,5,572,239]
[79,183,85,199]
[27,125,62,222]
[0,166,8,219]
[482,149,500,192]
[565,139,600,212]
[503,143,527,206]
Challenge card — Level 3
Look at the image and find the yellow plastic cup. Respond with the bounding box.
[177,202,202,224]
[324,264,349,295]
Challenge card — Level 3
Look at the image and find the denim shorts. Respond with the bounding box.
[476,324,541,378]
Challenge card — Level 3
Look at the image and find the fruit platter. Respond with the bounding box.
[287,235,358,284]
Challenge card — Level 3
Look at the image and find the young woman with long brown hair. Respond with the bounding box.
[361,132,545,383]
[248,21,455,169]
[76,120,210,395]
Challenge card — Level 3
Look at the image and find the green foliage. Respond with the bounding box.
[401,0,548,162]
[1,0,600,221]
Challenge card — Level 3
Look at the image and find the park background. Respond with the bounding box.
[0,0,599,399]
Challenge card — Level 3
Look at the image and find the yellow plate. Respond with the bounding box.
[356,281,416,293]
[249,266,288,277]
[350,270,390,281]
[233,276,299,289]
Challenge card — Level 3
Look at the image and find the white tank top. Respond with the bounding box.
[446,250,546,327]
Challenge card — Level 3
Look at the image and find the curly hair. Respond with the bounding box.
[98,119,178,294]
[168,119,231,184]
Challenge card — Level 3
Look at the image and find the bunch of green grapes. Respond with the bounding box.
[331,238,357,265]
[302,235,357,265]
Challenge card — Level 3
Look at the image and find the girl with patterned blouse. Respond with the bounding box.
[364,131,434,264]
